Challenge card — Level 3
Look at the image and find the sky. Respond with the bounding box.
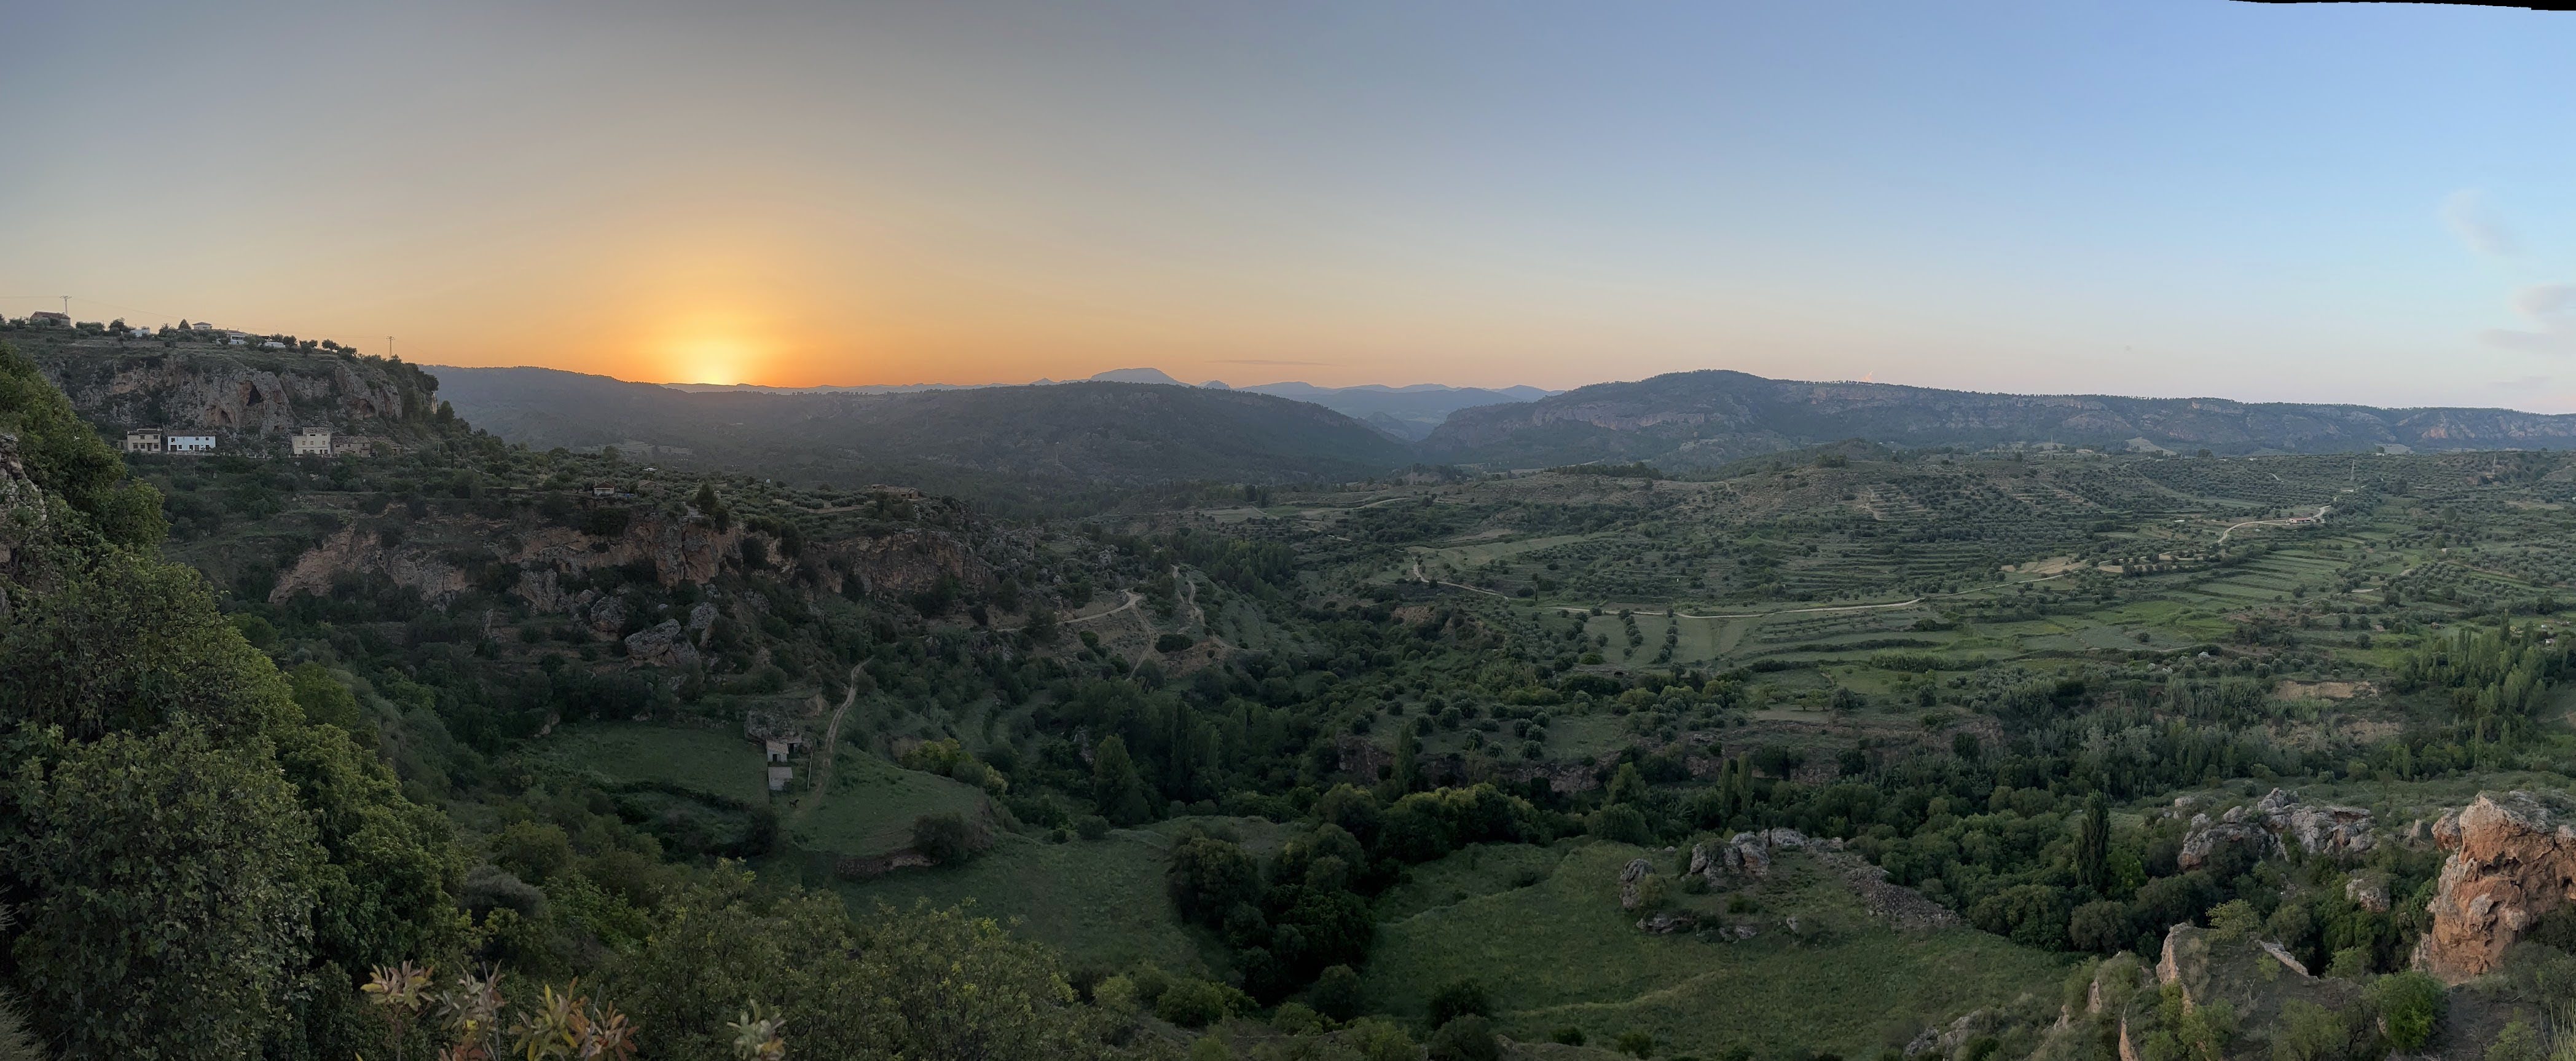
[6,1,2576,408]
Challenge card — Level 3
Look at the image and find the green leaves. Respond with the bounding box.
[7,724,321,1059]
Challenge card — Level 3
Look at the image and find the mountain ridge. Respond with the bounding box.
[1423,368,2576,468]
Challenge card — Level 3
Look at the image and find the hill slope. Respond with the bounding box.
[1423,369,2576,468]
[432,366,1413,500]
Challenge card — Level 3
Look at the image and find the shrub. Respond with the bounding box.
[911,812,992,865]
[1615,1030,1655,1057]
[1156,979,1249,1028]
[1271,1001,1324,1035]
[1309,964,1363,1022]
[1587,804,1653,845]
[1346,1018,1416,1061]
[2370,970,2444,1051]
[1156,633,1198,653]
[1427,1016,1499,1061]
[1426,978,1491,1029]
[1076,815,1112,840]
[2488,1020,2545,1061]
[1551,1026,1587,1046]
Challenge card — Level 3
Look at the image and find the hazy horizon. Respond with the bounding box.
[10,2,2576,409]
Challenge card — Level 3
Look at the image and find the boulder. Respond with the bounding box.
[1694,828,1810,883]
[1618,857,1654,910]
[687,601,719,643]
[624,619,701,669]
[2417,791,2576,982]
[584,593,630,635]
[2344,872,2390,914]
[2176,789,2372,870]
[1635,910,1697,934]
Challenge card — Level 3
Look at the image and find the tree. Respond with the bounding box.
[2075,792,2110,895]
[1309,964,1363,1022]
[1391,725,1423,794]
[1587,804,1653,845]
[7,724,322,1059]
[2273,1000,2352,1061]
[1607,762,1650,806]
[1091,736,1152,825]
[2068,900,2132,954]
[616,883,1110,1059]
[285,661,364,732]
[1166,835,1261,927]
[912,811,992,864]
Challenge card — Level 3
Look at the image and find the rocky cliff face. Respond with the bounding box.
[18,337,442,441]
[811,529,997,601]
[2417,792,2576,983]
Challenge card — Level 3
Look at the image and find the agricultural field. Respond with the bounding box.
[1362,842,2067,1059]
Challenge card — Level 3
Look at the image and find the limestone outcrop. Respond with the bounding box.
[623,619,701,669]
[1688,827,1813,882]
[1617,858,1654,910]
[2417,791,2576,982]
[31,347,437,440]
[2176,788,2373,870]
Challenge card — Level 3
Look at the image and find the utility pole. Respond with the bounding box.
[387,336,395,360]
[58,295,69,316]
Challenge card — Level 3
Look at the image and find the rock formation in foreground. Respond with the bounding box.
[2417,791,2576,982]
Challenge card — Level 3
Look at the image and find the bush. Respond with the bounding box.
[1271,1002,1324,1035]
[1587,804,1654,845]
[1615,1030,1655,1057]
[1426,978,1491,1029]
[1427,1016,1499,1061]
[1346,1018,1416,1061]
[1156,633,1198,653]
[2370,970,2445,1051]
[1310,963,1363,1022]
[911,812,992,865]
[1156,979,1250,1028]
[1551,1026,1587,1046]
[2488,1020,2545,1061]
[1076,815,1112,840]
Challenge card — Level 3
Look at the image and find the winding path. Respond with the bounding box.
[796,661,868,816]
[2216,505,2330,545]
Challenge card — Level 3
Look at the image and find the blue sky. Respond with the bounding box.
[4,1,2575,406]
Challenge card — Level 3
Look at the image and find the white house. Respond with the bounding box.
[122,430,163,454]
[767,766,794,793]
[291,429,334,457]
[260,340,286,349]
[166,434,216,454]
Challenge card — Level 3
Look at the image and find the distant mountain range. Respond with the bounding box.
[669,368,1558,442]
[431,366,1411,509]
[1422,369,2576,468]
